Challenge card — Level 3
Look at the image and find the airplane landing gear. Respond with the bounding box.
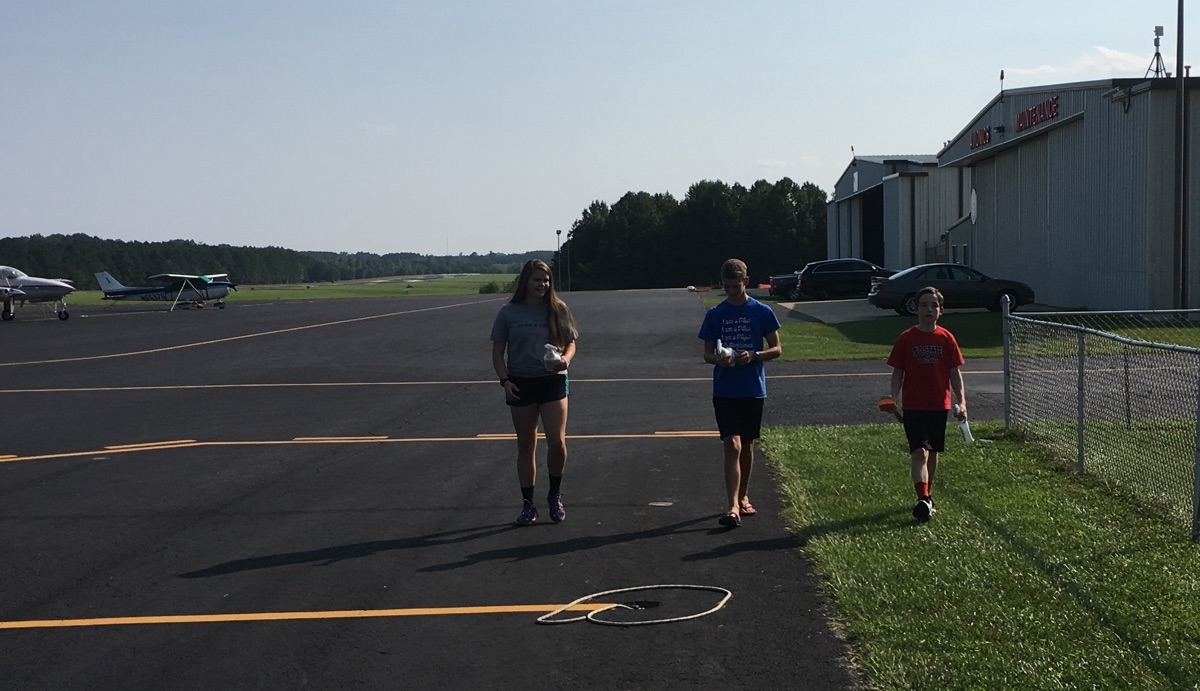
[55,298,68,320]
[1,301,13,321]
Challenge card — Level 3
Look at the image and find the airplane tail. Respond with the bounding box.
[94,272,125,293]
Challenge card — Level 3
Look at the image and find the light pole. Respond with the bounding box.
[555,229,562,288]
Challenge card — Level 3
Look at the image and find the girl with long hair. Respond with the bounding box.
[490,259,578,525]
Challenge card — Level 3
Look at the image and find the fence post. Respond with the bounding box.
[1077,331,1086,474]
[1123,344,1132,429]
[1002,294,1012,431]
[1193,364,1200,541]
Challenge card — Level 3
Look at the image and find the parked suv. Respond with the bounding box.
[796,259,896,299]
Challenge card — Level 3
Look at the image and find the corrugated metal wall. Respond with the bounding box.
[948,82,1198,310]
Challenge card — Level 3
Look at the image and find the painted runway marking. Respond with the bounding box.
[0,603,613,630]
[0,298,497,367]
[0,369,1004,394]
[0,432,721,464]
[104,440,196,450]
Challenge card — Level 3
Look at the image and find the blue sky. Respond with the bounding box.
[0,1,1191,256]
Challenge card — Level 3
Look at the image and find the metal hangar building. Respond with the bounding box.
[828,76,1200,310]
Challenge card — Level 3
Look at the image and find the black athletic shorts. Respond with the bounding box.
[903,409,949,453]
[712,397,765,441]
[506,374,569,407]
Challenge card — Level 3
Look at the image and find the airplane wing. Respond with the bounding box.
[148,273,229,281]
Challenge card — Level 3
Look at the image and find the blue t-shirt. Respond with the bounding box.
[697,297,781,398]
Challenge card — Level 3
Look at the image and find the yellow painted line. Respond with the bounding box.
[0,603,613,630]
[104,440,196,450]
[0,432,719,464]
[0,369,1004,394]
[291,436,389,441]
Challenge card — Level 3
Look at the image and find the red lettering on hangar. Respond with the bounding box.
[969,126,992,149]
[1016,95,1059,132]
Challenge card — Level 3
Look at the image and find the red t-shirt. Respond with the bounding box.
[886,325,965,411]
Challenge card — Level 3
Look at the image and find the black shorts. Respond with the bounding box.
[506,374,569,407]
[903,409,949,453]
[712,397,765,441]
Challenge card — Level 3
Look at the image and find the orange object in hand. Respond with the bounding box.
[877,396,898,413]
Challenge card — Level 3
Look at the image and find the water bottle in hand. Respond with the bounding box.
[953,404,975,444]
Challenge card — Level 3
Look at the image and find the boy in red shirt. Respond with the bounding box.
[886,287,967,522]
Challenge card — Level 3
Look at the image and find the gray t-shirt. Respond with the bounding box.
[490,301,576,377]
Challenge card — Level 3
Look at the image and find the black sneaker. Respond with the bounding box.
[913,498,934,522]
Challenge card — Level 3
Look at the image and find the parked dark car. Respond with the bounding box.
[867,263,1035,315]
[768,271,803,298]
[794,259,897,300]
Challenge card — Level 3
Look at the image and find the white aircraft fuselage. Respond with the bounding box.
[0,266,76,321]
[94,271,236,309]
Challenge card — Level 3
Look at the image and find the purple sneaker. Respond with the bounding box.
[548,493,566,523]
[515,501,538,526]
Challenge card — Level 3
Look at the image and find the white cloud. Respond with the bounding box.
[1005,46,1167,85]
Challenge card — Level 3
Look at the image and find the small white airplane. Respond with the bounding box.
[94,272,236,310]
[0,266,76,321]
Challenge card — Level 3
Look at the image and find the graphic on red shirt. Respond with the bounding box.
[886,326,964,411]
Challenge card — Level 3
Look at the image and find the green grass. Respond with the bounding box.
[776,312,1006,361]
[63,274,518,306]
[239,274,517,300]
[761,422,1200,690]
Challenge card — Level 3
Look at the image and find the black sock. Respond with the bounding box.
[521,486,534,504]
[548,474,563,496]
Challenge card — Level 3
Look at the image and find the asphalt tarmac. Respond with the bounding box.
[0,291,1004,689]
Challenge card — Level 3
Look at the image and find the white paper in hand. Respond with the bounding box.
[715,339,734,360]
[543,344,564,371]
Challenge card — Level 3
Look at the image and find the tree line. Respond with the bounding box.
[0,175,827,291]
[0,234,548,290]
[554,177,827,290]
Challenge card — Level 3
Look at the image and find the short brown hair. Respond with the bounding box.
[721,258,748,280]
[916,286,944,307]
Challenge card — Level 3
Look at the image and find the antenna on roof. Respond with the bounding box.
[1147,25,1170,78]
[850,145,856,166]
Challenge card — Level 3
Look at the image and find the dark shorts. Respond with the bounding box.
[506,374,569,407]
[903,409,949,453]
[713,397,765,441]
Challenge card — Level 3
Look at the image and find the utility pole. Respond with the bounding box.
[1175,1,1188,307]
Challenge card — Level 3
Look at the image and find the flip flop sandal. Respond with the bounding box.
[718,512,741,528]
[739,500,757,516]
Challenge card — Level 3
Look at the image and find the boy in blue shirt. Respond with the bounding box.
[698,259,782,527]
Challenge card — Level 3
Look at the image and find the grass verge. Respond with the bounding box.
[61,274,518,306]
[776,312,1006,361]
[761,422,1200,690]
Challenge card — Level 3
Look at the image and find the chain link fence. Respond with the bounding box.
[1003,302,1200,540]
